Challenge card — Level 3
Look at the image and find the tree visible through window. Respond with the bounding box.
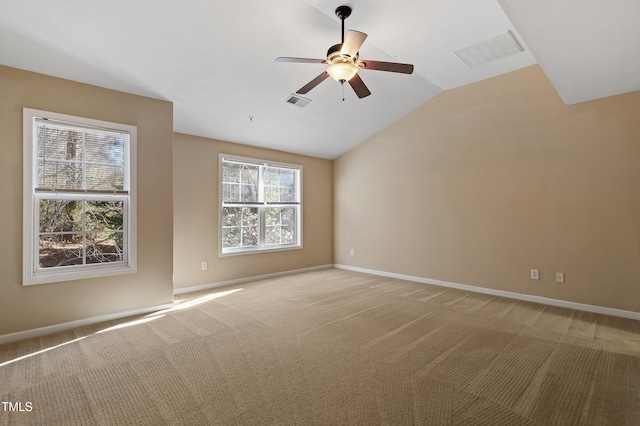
[220,155,301,255]
[23,109,137,285]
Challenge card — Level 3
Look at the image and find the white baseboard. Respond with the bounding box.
[173,264,334,295]
[0,302,175,345]
[334,264,640,321]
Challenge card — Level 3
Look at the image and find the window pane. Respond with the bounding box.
[242,207,258,226]
[240,165,258,185]
[240,164,258,202]
[265,207,296,246]
[264,167,296,203]
[222,207,241,248]
[36,125,126,191]
[265,207,279,226]
[222,183,239,203]
[264,207,296,226]
[241,208,259,247]
[222,207,258,248]
[222,207,241,227]
[222,162,240,183]
[281,207,295,224]
[85,201,124,231]
[266,226,295,244]
[85,164,125,191]
[86,231,124,264]
[222,227,240,248]
[241,226,258,247]
[266,226,279,245]
[38,200,125,267]
[38,159,83,190]
[85,133,125,190]
[222,162,258,202]
[240,184,256,202]
[281,226,295,244]
[37,126,83,190]
[39,199,83,233]
[39,234,83,268]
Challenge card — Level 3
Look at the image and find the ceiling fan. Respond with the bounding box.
[275,5,414,99]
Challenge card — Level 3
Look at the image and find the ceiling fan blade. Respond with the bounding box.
[275,57,326,64]
[341,30,368,58]
[348,73,371,99]
[358,60,414,74]
[296,71,330,94]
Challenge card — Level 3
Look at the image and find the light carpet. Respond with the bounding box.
[1,269,639,425]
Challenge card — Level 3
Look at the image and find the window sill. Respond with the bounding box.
[23,264,137,286]
[219,244,303,258]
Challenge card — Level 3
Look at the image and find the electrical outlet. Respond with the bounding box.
[530,269,539,280]
[556,272,565,283]
[350,249,355,257]
[201,261,208,271]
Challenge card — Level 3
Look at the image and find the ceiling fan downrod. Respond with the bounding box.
[335,5,352,44]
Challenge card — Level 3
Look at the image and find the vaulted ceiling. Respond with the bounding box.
[1,0,638,159]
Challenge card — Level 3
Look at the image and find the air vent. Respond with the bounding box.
[454,31,524,68]
[285,94,311,107]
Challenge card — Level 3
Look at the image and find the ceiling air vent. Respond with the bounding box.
[285,94,311,107]
[454,31,524,68]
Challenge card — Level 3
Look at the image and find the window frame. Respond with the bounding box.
[219,154,303,256]
[23,108,137,285]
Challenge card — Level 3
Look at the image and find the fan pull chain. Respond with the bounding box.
[341,81,345,101]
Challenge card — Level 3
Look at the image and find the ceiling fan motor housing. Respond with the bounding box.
[327,44,358,64]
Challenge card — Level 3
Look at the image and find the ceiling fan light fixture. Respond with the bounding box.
[327,62,358,82]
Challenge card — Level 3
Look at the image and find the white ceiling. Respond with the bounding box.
[0,0,637,159]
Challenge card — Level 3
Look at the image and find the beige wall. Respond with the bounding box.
[334,65,640,313]
[173,133,333,289]
[0,65,174,335]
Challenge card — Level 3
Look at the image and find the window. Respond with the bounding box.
[23,108,137,285]
[220,155,302,255]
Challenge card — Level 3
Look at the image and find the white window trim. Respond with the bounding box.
[218,154,303,257]
[23,108,137,285]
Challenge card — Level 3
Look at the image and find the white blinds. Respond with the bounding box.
[35,118,128,193]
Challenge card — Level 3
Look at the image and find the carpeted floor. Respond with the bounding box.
[1,268,639,425]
